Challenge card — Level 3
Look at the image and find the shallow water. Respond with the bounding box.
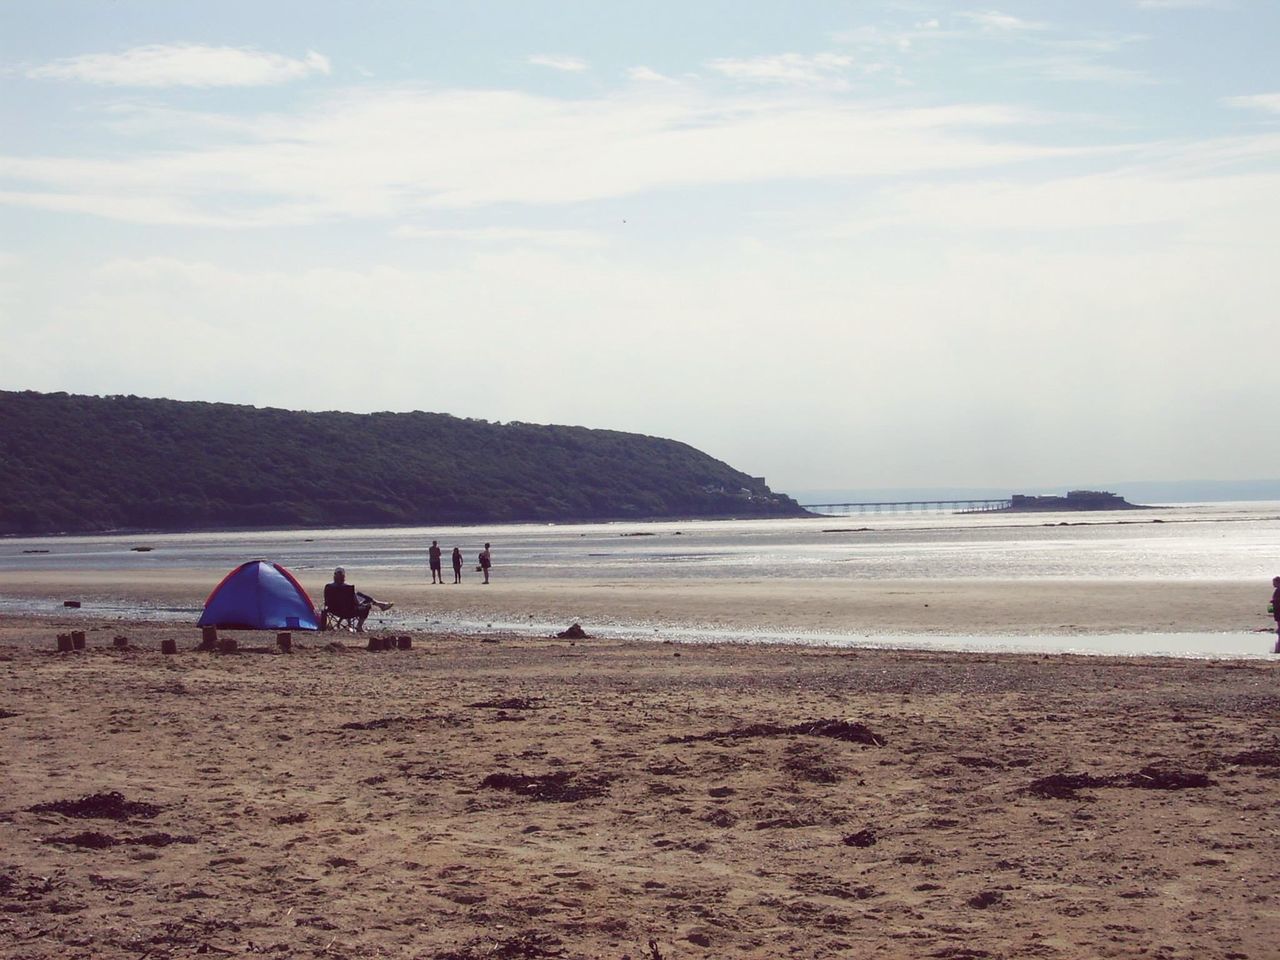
[5,501,1280,582]
[5,501,1280,658]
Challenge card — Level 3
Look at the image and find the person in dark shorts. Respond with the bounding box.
[451,546,463,584]
[479,543,492,584]
[428,540,443,584]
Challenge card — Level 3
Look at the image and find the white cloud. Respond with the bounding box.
[958,10,1048,33]
[1224,93,1280,113]
[26,44,330,87]
[627,66,678,84]
[1137,0,1226,8]
[391,225,604,247]
[706,53,857,88]
[1021,56,1157,85]
[0,86,1067,227]
[527,54,588,73]
[850,165,1280,241]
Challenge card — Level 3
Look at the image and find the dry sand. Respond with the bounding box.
[2,613,1279,959]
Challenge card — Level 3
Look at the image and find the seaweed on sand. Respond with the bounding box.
[29,791,161,821]
[480,771,613,803]
[667,718,885,747]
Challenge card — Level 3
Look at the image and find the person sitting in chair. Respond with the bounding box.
[323,566,392,632]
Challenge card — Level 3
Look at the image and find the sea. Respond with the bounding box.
[3,500,1280,659]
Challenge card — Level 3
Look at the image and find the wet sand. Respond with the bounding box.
[2,614,1278,959]
[0,571,1270,635]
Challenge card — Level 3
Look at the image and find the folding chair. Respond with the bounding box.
[321,582,367,633]
[321,606,361,633]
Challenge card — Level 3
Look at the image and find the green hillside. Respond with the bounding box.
[0,391,806,535]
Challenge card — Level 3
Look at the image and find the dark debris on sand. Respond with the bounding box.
[0,867,57,901]
[480,771,613,803]
[667,718,885,747]
[1025,766,1215,800]
[41,831,196,849]
[0,709,18,719]
[28,791,161,821]
[1224,745,1280,767]
[842,828,878,848]
[339,713,461,731]
[468,697,545,710]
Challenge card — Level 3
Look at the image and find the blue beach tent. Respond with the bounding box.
[197,560,320,631]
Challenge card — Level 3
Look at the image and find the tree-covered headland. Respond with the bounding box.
[0,391,808,535]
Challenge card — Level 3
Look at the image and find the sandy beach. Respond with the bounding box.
[0,570,1271,636]
[2,611,1279,959]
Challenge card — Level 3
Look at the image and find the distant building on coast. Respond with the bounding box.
[1004,490,1148,512]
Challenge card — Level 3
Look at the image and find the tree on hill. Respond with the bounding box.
[0,390,807,535]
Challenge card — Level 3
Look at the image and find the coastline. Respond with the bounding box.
[0,571,1271,638]
[2,618,1277,958]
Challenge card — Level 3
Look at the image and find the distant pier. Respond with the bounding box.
[802,499,1013,516]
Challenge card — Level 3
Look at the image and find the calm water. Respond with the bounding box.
[4,501,1279,658]
[4,501,1280,582]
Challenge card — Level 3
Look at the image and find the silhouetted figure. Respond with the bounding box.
[479,543,492,584]
[323,566,392,633]
[428,540,443,584]
[451,546,463,584]
[1272,576,1280,654]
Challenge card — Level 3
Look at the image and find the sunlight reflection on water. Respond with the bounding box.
[4,501,1280,582]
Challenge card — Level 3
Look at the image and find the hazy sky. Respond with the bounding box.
[3,1,1278,494]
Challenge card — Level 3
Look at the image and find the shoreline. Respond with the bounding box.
[0,572,1271,636]
[3,572,1277,660]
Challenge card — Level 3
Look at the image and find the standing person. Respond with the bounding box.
[1272,576,1280,653]
[428,540,443,584]
[451,546,463,584]
[479,543,492,584]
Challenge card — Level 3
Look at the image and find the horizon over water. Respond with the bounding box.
[4,500,1280,659]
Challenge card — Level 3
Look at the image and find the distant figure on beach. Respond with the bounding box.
[428,540,443,584]
[479,543,492,584]
[1272,576,1280,653]
[451,546,463,584]
[323,566,392,633]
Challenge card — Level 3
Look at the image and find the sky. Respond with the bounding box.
[3,1,1279,496]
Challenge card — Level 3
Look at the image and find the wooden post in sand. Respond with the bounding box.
[71,631,86,650]
[366,635,385,652]
[276,632,292,653]
[199,626,218,650]
[112,636,129,650]
[397,635,412,650]
[160,639,177,655]
[56,634,74,653]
